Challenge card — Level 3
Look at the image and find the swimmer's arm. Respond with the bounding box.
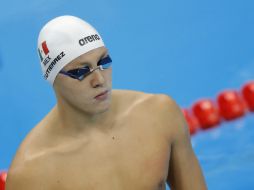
[161,96,207,190]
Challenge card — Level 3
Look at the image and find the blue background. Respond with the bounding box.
[1,0,254,189]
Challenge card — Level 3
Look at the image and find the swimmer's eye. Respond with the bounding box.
[97,55,112,69]
[67,66,90,76]
[60,66,91,80]
[59,55,112,81]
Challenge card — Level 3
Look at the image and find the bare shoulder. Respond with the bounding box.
[113,89,175,105]
[148,93,190,141]
[9,109,54,164]
[6,147,53,190]
[113,89,179,112]
[142,93,188,139]
[113,89,186,135]
[7,157,53,190]
[6,111,56,190]
[112,89,150,101]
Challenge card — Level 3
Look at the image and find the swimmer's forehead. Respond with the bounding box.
[64,47,108,70]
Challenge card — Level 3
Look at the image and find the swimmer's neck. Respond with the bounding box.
[52,99,117,134]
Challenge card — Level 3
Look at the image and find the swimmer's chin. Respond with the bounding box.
[85,107,110,118]
[89,102,112,115]
[97,107,110,115]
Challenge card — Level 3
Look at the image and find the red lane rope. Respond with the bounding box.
[182,81,254,135]
[0,171,7,190]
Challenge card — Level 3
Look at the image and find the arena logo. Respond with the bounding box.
[44,51,66,79]
[79,34,100,46]
[38,41,51,66]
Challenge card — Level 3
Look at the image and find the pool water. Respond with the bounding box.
[185,113,254,189]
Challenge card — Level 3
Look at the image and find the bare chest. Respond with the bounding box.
[47,122,171,190]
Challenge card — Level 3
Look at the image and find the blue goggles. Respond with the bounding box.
[59,55,112,81]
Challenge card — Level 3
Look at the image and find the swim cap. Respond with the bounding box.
[37,15,105,85]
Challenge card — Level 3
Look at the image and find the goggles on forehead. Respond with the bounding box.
[59,55,112,81]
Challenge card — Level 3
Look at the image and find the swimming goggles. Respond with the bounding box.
[59,55,112,81]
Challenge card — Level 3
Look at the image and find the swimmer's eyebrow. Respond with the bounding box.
[76,50,109,68]
[76,61,90,67]
[100,49,109,59]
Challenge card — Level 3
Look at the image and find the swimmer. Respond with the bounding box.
[6,16,207,190]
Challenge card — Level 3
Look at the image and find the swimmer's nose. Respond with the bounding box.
[90,69,105,88]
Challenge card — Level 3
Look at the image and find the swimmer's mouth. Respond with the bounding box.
[94,90,109,99]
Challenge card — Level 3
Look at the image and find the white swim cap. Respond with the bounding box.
[37,15,105,85]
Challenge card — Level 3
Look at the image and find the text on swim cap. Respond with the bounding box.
[44,51,66,79]
[79,34,101,46]
[42,55,51,66]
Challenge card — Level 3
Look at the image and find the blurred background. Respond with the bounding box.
[1,0,254,189]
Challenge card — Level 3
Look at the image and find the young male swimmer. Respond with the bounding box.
[6,16,207,190]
